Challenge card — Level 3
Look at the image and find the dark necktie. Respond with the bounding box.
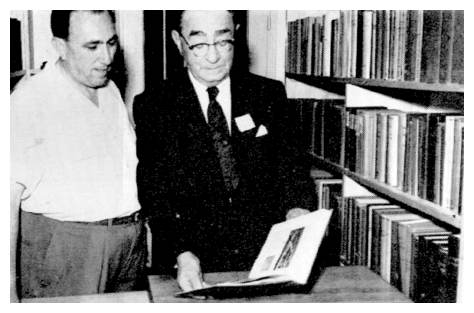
[207,86,239,191]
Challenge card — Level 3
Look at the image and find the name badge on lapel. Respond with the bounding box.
[256,125,268,137]
[235,114,256,132]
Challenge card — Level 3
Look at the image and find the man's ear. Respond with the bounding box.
[52,37,67,60]
[171,30,184,55]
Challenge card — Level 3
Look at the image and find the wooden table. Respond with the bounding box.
[22,290,151,303]
[148,266,411,303]
[22,266,410,303]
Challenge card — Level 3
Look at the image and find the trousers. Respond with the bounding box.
[19,210,147,299]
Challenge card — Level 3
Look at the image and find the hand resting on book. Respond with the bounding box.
[177,251,206,292]
[286,208,311,220]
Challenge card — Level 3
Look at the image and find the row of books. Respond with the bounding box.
[312,176,460,303]
[295,99,464,215]
[342,194,459,302]
[287,10,464,84]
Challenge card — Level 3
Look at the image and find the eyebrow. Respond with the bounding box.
[188,28,232,38]
[82,34,118,46]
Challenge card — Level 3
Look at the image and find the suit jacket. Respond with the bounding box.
[134,70,315,272]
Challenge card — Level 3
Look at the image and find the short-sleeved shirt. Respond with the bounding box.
[11,60,140,222]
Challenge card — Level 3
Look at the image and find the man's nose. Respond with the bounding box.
[99,45,114,65]
[205,44,220,63]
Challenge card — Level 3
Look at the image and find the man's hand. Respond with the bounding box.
[176,251,205,292]
[286,208,311,220]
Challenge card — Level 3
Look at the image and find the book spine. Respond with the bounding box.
[361,10,373,78]
[386,113,400,186]
[451,11,464,84]
[420,10,443,83]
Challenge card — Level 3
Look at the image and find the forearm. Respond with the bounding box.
[10,183,24,302]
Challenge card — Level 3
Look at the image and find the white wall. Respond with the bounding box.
[247,11,286,82]
[115,11,145,111]
[247,10,343,99]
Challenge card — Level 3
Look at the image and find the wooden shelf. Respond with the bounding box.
[287,73,464,93]
[310,153,462,230]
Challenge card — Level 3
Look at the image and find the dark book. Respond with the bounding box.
[375,10,385,79]
[458,130,464,215]
[338,197,349,264]
[388,11,400,80]
[404,113,430,196]
[413,234,450,302]
[314,17,323,76]
[331,18,340,77]
[312,100,325,157]
[321,187,344,267]
[439,10,455,83]
[404,10,423,81]
[350,196,360,264]
[408,223,451,299]
[446,234,460,302]
[426,114,449,202]
[323,101,346,166]
[397,10,408,80]
[370,10,377,78]
[420,10,443,83]
[342,197,353,264]
[375,111,388,183]
[451,11,463,84]
[290,99,318,153]
[416,114,429,200]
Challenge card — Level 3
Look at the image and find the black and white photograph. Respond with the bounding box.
[7,2,468,305]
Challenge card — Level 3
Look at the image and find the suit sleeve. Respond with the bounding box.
[133,89,199,267]
[133,90,184,270]
[269,81,316,213]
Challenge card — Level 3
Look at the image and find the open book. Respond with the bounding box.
[175,209,333,298]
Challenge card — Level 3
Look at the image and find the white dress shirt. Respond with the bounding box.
[11,60,140,221]
[188,70,232,133]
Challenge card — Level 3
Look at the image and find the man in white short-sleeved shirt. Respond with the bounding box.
[10,10,146,302]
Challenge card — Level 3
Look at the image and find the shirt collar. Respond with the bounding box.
[187,70,232,126]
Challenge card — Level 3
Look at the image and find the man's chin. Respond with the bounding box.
[91,78,109,89]
[202,72,228,85]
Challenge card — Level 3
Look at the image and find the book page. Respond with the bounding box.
[248,209,333,284]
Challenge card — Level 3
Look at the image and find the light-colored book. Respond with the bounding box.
[176,209,333,298]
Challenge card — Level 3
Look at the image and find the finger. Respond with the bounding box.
[178,275,194,292]
[190,274,204,290]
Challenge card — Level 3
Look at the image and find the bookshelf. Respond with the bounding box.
[285,10,463,302]
[287,73,464,93]
[310,153,461,229]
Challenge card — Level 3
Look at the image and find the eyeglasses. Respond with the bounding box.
[179,33,234,57]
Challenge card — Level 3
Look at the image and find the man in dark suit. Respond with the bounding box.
[134,10,315,292]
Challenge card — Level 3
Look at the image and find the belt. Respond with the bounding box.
[76,212,142,227]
